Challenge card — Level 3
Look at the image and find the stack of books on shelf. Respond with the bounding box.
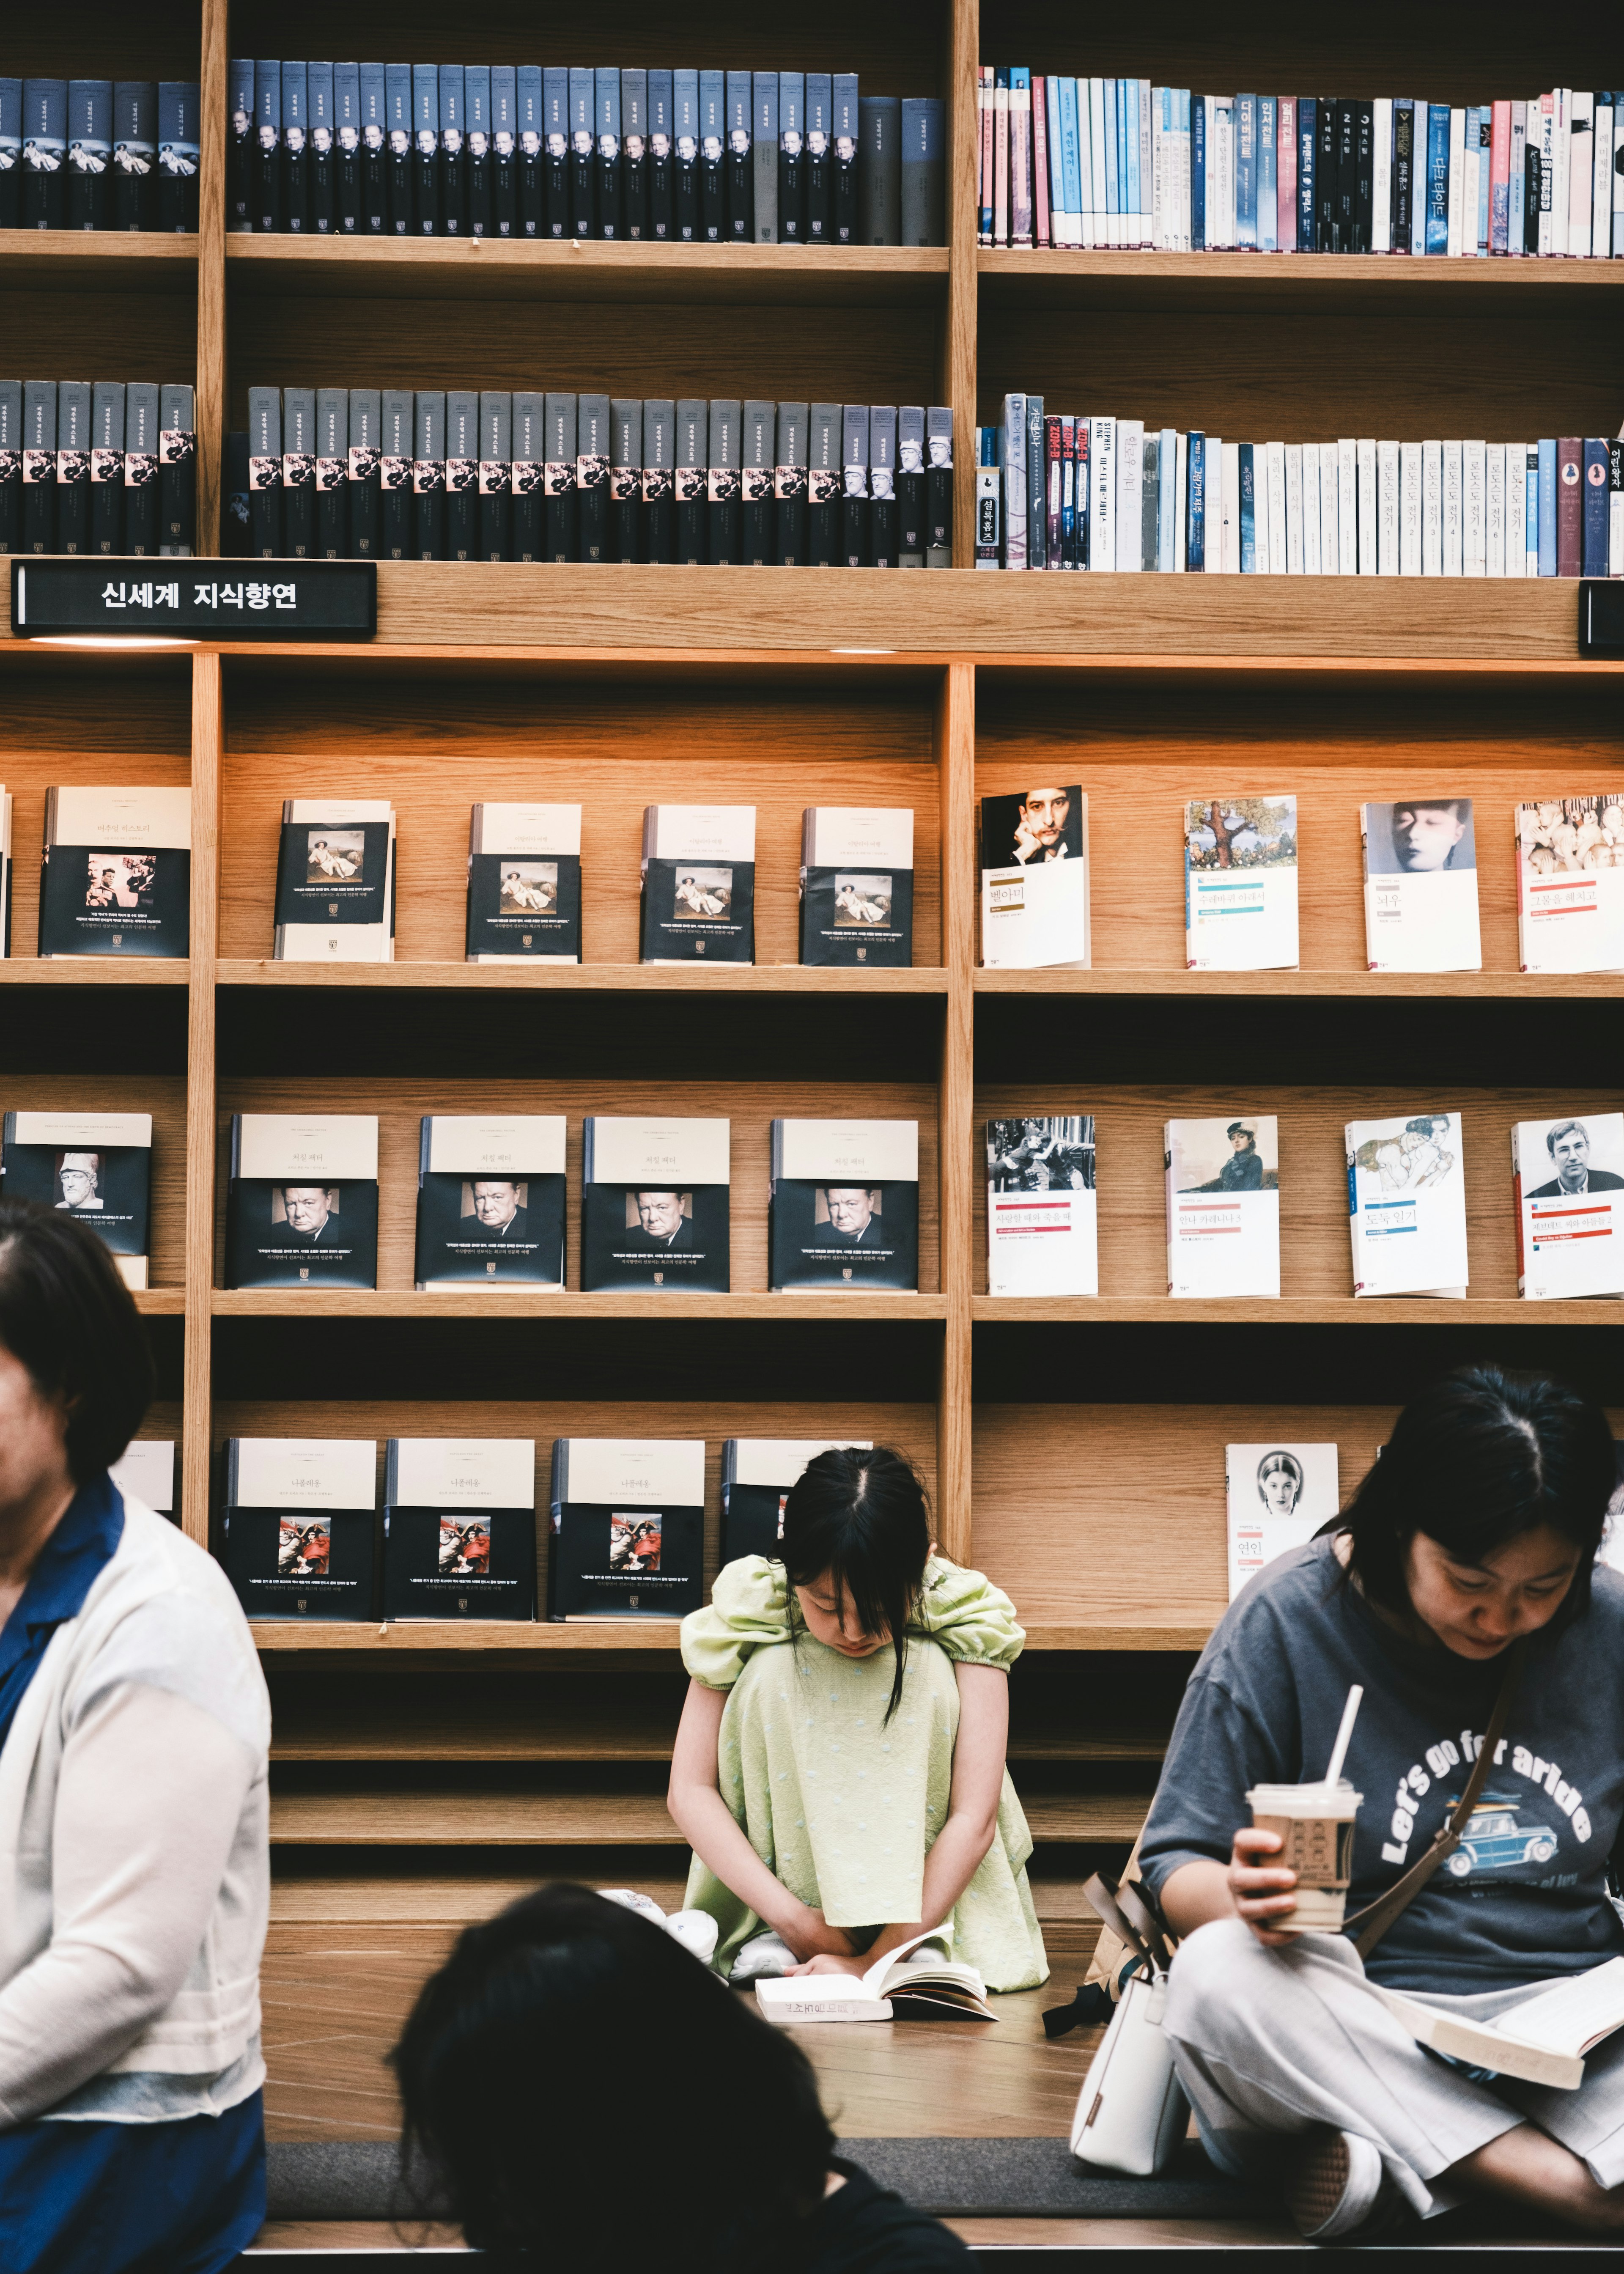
[0,381,195,558]
[978,71,1624,257]
[0,75,199,231]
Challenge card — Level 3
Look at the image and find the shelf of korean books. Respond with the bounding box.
[977,247,1624,313]
[0,234,200,293]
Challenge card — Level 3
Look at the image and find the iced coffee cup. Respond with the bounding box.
[1245,1780,1362,1932]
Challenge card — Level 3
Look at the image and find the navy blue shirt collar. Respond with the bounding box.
[0,1473,124,1686]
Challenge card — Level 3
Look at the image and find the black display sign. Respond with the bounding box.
[1581,582,1624,659]
[10,558,376,639]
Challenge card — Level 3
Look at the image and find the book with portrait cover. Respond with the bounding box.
[1513,1114,1624,1301]
[415,1114,565,1289]
[721,1437,873,1565]
[1164,1116,1280,1299]
[466,803,581,961]
[580,1117,730,1292]
[383,1436,537,1621]
[1515,799,1624,975]
[1,1112,153,1288]
[1185,796,1299,971]
[979,785,1088,969]
[273,798,395,961]
[548,1436,705,1620]
[1346,1112,1467,1298]
[110,1437,175,1516]
[640,805,756,964]
[1361,799,1481,972]
[38,787,191,960]
[225,1113,379,1290]
[769,1118,919,1292]
[221,1436,378,1621]
[800,808,914,967]
[1225,1442,1338,1602]
[985,1115,1097,1296]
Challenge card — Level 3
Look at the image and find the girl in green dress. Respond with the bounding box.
[668,1447,1049,1992]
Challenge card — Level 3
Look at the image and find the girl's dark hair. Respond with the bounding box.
[392,1883,834,2271]
[1337,1365,1615,1631]
[0,1202,152,1483]
[780,1445,932,1720]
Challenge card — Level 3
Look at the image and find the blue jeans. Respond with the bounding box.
[0,2089,265,2274]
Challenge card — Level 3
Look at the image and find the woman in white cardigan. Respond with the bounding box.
[0,1203,270,2273]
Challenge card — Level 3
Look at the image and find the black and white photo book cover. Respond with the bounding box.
[225,1112,380,1289]
[382,1437,537,1621]
[1513,1113,1624,1302]
[799,807,914,967]
[720,1437,872,1565]
[273,797,396,961]
[769,1118,920,1291]
[548,1437,705,1620]
[466,802,582,962]
[414,1115,566,1288]
[580,1116,730,1291]
[639,804,756,964]
[1515,797,1624,976]
[0,1112,154,1289]
[978,783,1088,970]
[38,786,191,960]
[220,1436,379,1620]
[1361,797,1481,973]
[985,1114,1097,1296]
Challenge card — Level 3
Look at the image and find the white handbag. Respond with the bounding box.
[1067,1873,1188,2178]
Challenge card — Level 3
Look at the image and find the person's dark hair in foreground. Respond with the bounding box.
[393,1883,968,2273]
[780,1445,933,1719]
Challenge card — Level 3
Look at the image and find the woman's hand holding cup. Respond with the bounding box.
[1228,1826,1303,1947]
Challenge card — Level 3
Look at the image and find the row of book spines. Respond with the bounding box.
[0,382,196,559]
[979,74,1624,257]
[0,79,198,234]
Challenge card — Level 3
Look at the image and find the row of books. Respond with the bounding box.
[975,408,1623,578]
[232,394,955,567]
[978,73,1624,258]
[0,382,196,559]
[233,65,944,246]
[986,1109,1624,1304]
[0,78,199,232]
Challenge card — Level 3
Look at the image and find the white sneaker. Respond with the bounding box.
[1286,2127,1385,2241]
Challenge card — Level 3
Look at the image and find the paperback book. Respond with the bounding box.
[640,805,756,963]
[37,786,191,960]
[0,1111,153,1288]
[719,1437,873,1564]
[548,1436,705,1620]
[382,1436,537,1620]
[985,1115,1097,1296]
[1164,1116,1281,1298]
[1185,796,1299,970]
[273,798,396,961]
[1346,1112,1468,1296]
[414,1115,566,1288]
[110,1438,175,1515]
[224,1113,380,1290]
[1225,1441,1339,1601]
[978,785,1089,969]
[465,802,582,961]
[1361,799,1481,972]
[580,1116,730,1291]
[1515,798,1624,975]
[220,1436,378,1620]
[1513,1114,1624,1300]
[1376,1959,1624,2095]
[799,807,914,967]
[769,1118,919,1291]
[756,1929,994,2024]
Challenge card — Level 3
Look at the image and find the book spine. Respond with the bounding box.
[491,65,517,235]
[1031,79,1051,247]
[229,61,255,231]
[926,406,953,568]
[281,61,309,233]
[1583,437,1610,574]
[307,62,335,234]
[975,426,999,567]
[619,69,647,240]
[859,95,902,245]
[807,401,839,566]
[870,404,897,568]
[516,66,542,236]
[1001,394,1026,569]
[774,399,808,567]
[610,394,642,563]
[157,81,200,231]
[729,69,757,242]
[676,397,707,563]
[993,67,1009,247]
[368,63,395,234]
[479,390,512,562]
[672,69,698,239]
[54,380,89,554]
[512,390,544,561]
[1026,396,1046,569]
[575,391,609,563]
[645,70,672,239]
[1611,439,1624,577]
[778,73,804,244]
[1276,94,1295,250]
[742,396,774,565]
[1010,69,1033,247]
[569,66,594,236]
[752,73,777,242]
[643,397,675,563]
[254,61,281,232]
[705,396,740,564]
[90,380,124,554]
[546,392,578,562]
[1256,94,1276,252]
[247,383,280,559]
[66,78,111,232]
[444,390,476,561]
[897,403,926,568]
[347,389,381,556]
[376,387,411,558]
[699,69,724,242]
[315,386,347,556]
[436,63,464,234]
[596,67,622,239]
[543,68,569,236]
[410,65,439,234]
[901,96,944,247]
[1557,437,1583,574]
[465,66,492,236]
[978,69,992,246]
[281,385,315,557]
[805,72,833,242]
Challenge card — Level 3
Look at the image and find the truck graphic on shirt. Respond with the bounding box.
[1443,1789,1558,1878]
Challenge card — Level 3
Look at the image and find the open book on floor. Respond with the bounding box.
[1374,1956,1624,2092]
[754,1931,994,2026]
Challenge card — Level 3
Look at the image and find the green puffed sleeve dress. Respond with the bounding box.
[679,1554,1050,1991]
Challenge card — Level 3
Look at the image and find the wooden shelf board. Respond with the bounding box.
[253,1620,685,1654]
[217,958,948,996]
[134,1290,186,1316]
[974,967,1624,1000]
[0,231,199,291]
[1023,1621,1213,1653]
[226,233,949,305]
[979,247,1624,313]
[0,959,190,986]
[214,1288,946,1321]
[972,1296,1624,1327]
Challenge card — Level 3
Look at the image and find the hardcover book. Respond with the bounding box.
[1516,798,1624,975]
[124,383,159,555]
[466,803,580,961]
[1361,799,1481,973]
[0,1111,153,1288]
[383,1437,537,1621]
[800,807,913,967]
[985,1115,1097,1297]
[414,1115,566,1290]
[1346,1112,1468,1298]
[1185,796,1299,971]
[221,1436,378,1621]
[38,786,190,960]
[156,81,199,232]
[580,1116,730,1293]
[1514,1114,1624,1302]
[1164,1116,1280,1299]
[66,78,111,232]
[110,1438,175,1515]
[547,1437,705,1620]
[1225,1442,1339,1601]
[224,1112,380,1291]
[639,805,755,964]
[0,788,11,954]
[769,1118,919,1292]
[720,1437,874,1565]
[979,785,1089,969]
[273,799,395,962]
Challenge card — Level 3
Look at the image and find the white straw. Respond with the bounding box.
[1323,1684,1364,1788]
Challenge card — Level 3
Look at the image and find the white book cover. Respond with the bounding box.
[1446,108,1465,253]
[1516,797,1624,973]
[1347,1112,1468,1297]
[554,1438,705,1508]
[1377,441,1399,575]
[803,808,915,869]
[48,786,191,849]
[1373,101,1392,252]
[1318,443,1339,577]
[1400,442,1422,576]
[1486,445,1506,575]
[388,1438,535,1506]
[1165,1115,1280,1298]
[979,786,1089,969]
[228,1437,378,1508]
[233,1113,380,1181]
[1551,89,1570,256]
[1116,421,1144,571]
[1569,91,1593,254]
[1362,800,1481,972]
[1515,1115,1624,1300]
[1463,441,1486,575]
[1185,797,1298,969]
[1265,441,1287,574]
[1220,443,1240,573]
[643,805,756,861]
[1507,445,1527,578]
[773,1118,919,1183]
[1422,441,1443,575]
[469,804,582,857]
[985,1115,1097,1296]
[584,1116,731,1185]
[1526,444,1541,574]
[1301,444,1321,573]
[1284,445,1303,574]
[1226,1441,1339,1601]
[1355,439,1377,574]
[1337,440,1357,574]
[726,1438,872,1488]
[1593,104,1613,260]
[110,1439,175,1513]
[1443,440,1463,574]
[1173,431,1188,570]
[1089,418,1116,568]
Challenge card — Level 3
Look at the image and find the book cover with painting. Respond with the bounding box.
[985,1114,1097,1295]
[547,1437,704,1620]
[1185,795,1298,970]
[1512,1113,1624,1301]
[1164,1115,1280,1298]
[1225,1441,1339,1601]
[382,1437,537,1620]
[1346,1111,1468,1297]
[1515,798,1624,975]
[1361,799,1480,972]
[220,1436,378,1620]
